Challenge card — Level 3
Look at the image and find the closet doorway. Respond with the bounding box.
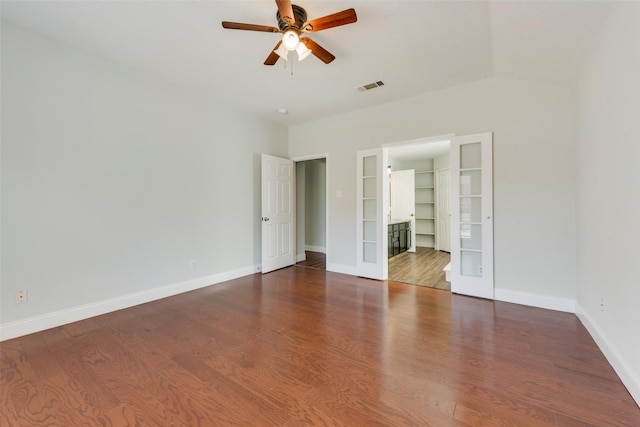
[385,139,451,290]
[294,157,327,270]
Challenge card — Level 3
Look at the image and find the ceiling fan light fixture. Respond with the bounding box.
[296,42,311,61]
[282,29,300,51]
[274,43,289,61]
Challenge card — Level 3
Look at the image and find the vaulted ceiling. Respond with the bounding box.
[1,1,615,126]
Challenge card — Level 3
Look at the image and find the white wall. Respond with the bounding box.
[573,2,640,404]
[0,23,288,336]
[289,77,576,310]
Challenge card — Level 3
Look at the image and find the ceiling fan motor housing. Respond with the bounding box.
[277,4,307,31]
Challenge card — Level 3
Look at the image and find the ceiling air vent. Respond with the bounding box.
[358,80,385,92]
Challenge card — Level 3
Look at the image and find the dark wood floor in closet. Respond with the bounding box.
[2,267,639,426]
[295,251,326,270]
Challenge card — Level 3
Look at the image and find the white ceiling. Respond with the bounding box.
[0,1,615,127]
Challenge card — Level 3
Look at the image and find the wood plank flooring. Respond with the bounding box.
[295,251,326,270]
[389,246,451,290]
[2,267,639,426]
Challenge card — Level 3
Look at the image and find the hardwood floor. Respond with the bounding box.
[389,246,451,290]
[2,267,639,426]
[295,251,326,270]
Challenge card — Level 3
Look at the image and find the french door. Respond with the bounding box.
[450,132,494,299]
[261,154,295,273]
[356,148,388,280]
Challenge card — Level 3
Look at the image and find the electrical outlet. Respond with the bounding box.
[600,297,605,313]
[190,260,197,270]
[16,290,27,304]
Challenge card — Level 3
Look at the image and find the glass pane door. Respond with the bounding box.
[450,133,493,299]
[356,148,387,280]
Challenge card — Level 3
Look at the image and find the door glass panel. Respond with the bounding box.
[460,142,481,169]
[364,199,376,220]
[364,220,376,241]
[363,156,376,177]
[460,197,482,223]
[461,251,483,277]
[460,224,482,250]
[364,177,376,198]
[460,170,481,195]
[364,242,377,263]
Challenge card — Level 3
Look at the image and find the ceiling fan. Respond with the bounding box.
[221,0,357,65]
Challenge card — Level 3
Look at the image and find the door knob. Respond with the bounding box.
[262,217,270,222]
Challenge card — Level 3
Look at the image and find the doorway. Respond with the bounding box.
[385,139,451,290]
[294,157,327,270]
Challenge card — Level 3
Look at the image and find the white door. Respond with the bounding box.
[261,154,295,273]
[356,148,388,280]
[390,170,416,252]
[450,132,493,299]
[436,168,451,252]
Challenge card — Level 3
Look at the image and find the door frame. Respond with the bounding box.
[382,135,454,275]
[291,153,329,266]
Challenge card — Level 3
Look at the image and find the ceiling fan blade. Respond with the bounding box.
[303,8,357,32]
[221,21,280,33]
[301,37,335,64]
[264,41,283,66]
[275,0,295,25]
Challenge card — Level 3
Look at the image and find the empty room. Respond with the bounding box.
[2,1,639,425]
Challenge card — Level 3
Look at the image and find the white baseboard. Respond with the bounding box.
[326,262,358,276]
[305,245,326,254]
[0,264,260,342]
[296,253,307,262]
[494,288,576,313]
[576,303,640,407]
